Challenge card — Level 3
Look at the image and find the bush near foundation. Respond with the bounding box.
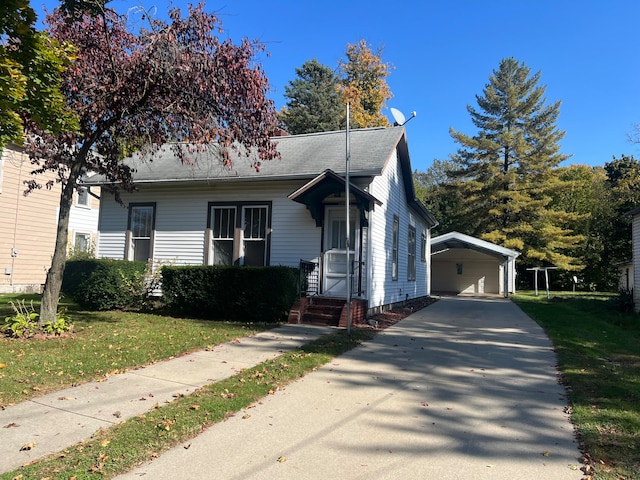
[62,259,148,310]
[161,265,298,322]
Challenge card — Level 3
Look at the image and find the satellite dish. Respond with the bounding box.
[390,107,416,126]
[390,108,405,126]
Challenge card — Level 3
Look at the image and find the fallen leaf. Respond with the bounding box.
[184,443,191,450]
[277,456,287,463]
[191,405,200,410]
[242,414,251,419]
[100,439,110,447]
[113,411,121,418]
[0,363,6,368]
[541,450,550,457]
[20,442,37,451]
[3,422,19,428]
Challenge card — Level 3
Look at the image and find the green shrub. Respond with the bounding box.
[161,265,298,322]
[62,259,148,310]
[1,300,72,338]
[2,299,40,338]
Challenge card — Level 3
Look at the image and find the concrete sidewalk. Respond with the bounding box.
[0,323,335,474]
[116,296,582,480]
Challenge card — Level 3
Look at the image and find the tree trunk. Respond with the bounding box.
[39,177,75,323]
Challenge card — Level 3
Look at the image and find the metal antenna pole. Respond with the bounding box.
[345,103,351,335]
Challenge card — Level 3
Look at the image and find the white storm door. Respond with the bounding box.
[322,207,357,296]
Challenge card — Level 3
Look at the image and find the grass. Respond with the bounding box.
[0,318,375,479]
[512,291,640,480]
[0,294,272,406]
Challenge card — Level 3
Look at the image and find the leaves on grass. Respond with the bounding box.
[220,389,235,399]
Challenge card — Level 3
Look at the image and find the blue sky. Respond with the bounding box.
[36,0,640,172]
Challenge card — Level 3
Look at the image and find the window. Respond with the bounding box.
[76,187,90,207]
[408,225,416,281]
[392,216,399,281]
[242,206,268,266]
[128,203,155,262]
[207,202,271,266]
[330,218,355,249]
[74,233,91,252]
[211,207,236,265]
[421,231,427,262]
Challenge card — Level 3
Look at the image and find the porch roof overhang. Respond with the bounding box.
[431,231,520,262]
[288,169,382,227]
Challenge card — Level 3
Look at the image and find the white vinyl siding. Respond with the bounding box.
[367,148,430,307]
[96,182,321,268]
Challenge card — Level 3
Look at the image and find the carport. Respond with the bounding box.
[431,231,520,297]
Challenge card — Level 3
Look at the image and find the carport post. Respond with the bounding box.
[503,258,509,298]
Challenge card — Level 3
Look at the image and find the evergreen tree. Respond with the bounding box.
[278,59,343,134]
[338,39,392,128]
[449,57,583,270]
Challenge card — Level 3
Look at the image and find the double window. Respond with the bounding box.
[208,202,271,266]
[127,203,155,262]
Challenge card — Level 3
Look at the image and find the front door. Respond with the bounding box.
[323,206,357,296]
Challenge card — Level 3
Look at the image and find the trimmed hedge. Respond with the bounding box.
[62,259,148,311]
[161,265,298,322]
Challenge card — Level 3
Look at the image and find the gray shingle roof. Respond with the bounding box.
[88,127,406,185]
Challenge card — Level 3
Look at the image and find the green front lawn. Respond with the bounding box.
[512,291,640,479]
[0,294,271,406]
[0,293,375,480]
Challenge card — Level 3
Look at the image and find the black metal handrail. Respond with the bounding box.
[299,259,319,297]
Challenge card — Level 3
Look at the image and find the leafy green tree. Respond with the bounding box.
[414,158,466,234]
[551,165,614,289]
[278,59,344,134]
[603,155,640,265]
[449,57,583,270]
[0,0,77,148]
[27,3,280,322]
[338,39,392,128]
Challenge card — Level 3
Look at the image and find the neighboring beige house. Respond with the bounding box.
[0,144,99,293]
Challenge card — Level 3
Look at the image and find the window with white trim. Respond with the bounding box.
[127,203,155,262]
[392,215,399,281]
[421,231,427,262]
[408,225,416,281]
[76,187,90,207]
[207,202,271,266]
[74,232,91,252]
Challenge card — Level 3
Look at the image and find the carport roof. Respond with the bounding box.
[431,231,520,261]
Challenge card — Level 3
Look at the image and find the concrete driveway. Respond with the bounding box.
[117,296,582,480]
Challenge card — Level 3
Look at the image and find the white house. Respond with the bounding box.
[627,206,640,312]
[431,231,520,297]
[87,127,438,325]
